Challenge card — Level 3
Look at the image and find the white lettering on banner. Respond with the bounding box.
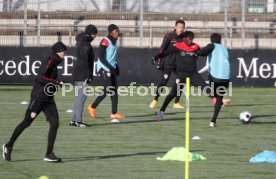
[18,55,31,76]
[237,58,259,78]
[272,64,276,78]
[0,55,75,76]
[63,56,74,76]
[32,61,41,75]
[0,60,3,75]
[237,57,276,79]
[259,63,271,79]
[5,61,16,76]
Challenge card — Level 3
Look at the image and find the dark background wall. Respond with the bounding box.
[0,47,275,87]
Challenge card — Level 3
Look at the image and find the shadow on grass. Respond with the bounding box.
[249,114,276,124]
[228,103,276,107]
[63,149,203,163]
[253,114,276,119]
[12,149,204,163]
[124,110,212,119]
[230,115,276,125]
[12,158,45,162]
[251,121,276,125]
[90,118,183,126]
[88,115,239,127]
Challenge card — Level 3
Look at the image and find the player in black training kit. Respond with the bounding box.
[150,20,185,109]
[2,42,66,162]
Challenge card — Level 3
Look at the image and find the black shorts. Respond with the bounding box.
[27,99,59,121]
[209,75,230,97]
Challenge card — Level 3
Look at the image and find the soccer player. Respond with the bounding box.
[3,42,66,162]
[196,33,231,127]
[70,24,98,128]
[150,20,185,109]
[87,24,124,121]
[155,31,207,121]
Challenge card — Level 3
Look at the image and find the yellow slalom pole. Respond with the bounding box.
[185,77,190,179]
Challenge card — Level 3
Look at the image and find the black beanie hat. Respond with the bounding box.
[108,24,119,34]
[52,41,67,53]
[85,24,98,35]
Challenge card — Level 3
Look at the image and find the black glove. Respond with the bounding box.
[84,77,92,84]
[151,57,157,65]
[156,58,162,70]
[152,52,164,69]
[151,56,162,70]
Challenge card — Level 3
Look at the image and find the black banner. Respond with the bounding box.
[0,47,275,87]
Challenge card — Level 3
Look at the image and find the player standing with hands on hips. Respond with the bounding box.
[87,24,124,122]
[3,42,67,162]
[70,24,98,128]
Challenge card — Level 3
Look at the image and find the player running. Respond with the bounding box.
[150,20,185,109]
[196,33,231,127]
[3,42,66,162]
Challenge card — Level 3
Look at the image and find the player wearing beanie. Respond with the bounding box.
[71,24,98,127]
[3,41,66,162]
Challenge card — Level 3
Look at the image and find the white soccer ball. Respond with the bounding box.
[239,111,252,123]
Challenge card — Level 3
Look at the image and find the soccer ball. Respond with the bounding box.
[239,111,252,123]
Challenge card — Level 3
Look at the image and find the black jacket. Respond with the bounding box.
[31,52,63,102]
[159,31,182,69]
[73,32,95,81]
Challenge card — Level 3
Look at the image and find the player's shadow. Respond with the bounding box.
[63,149,203,163]
[91,118,184,126]
[12,158,44,162]
[10,150,204,163]
[127,111,184,118]
[126,110,211,119]
[228,103,276,107]
[90,115,234,126]
[253,114,276,119]
[249,114,276,124]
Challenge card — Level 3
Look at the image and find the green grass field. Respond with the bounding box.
[1,85,276,179]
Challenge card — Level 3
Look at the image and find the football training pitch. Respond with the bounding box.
[1,85,276,179]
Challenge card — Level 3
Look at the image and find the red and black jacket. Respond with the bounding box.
[31,52,63,102]
[154,41,200,77]
[159,30,182,68]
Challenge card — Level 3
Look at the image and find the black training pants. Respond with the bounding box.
[154,66,181,103]
[210,79,230,123]
[92,71,118,114]
[160,72,211,112]
[6,99,59,156]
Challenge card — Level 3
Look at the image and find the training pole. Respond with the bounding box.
[185,77,190,179]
